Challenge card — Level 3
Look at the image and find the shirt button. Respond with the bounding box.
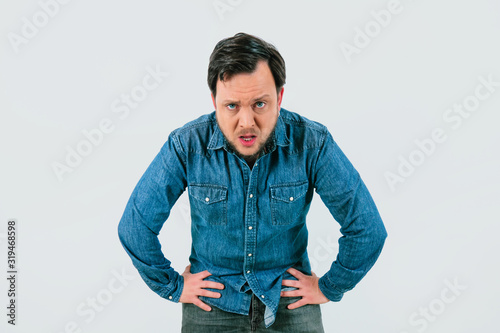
[249,194,253,198]
[261,295,265,299]
[168,296,173,300]
[247,270,251,274]
[248,253,252,257]
[289,197,294,201]
[248,226,253,230]
[205,197,210,202]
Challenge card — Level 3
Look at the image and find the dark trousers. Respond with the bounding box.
[182,294,324,332]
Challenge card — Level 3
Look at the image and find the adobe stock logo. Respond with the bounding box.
[339,0,404,64]
[57,267,136,333]
[385,74,499,192]
[7,0,73,54]
[51,65,169,182]
[212,0,244,21]
[400,277,467,333]
[309,234,338,272]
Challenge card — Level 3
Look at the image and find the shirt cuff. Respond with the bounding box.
[318,275,344,302]
[159,274,184,303]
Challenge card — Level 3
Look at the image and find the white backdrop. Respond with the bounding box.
[1,1,499,332]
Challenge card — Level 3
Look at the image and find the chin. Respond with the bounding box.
[234,145,261,160]
[239,149,259,157]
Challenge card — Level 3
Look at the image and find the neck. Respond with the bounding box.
[245,155,258,169]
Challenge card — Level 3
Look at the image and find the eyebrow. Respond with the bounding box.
[221,94,272,104]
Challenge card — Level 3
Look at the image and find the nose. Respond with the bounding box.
[238,107,255,128]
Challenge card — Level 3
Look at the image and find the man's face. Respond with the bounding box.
[212,61,284,162]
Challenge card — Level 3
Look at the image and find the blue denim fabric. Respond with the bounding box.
[118,108,387,328]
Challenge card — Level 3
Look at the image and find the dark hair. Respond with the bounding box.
[207,32,286,98]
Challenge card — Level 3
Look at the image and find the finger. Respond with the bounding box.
[183,265,191,274]
[201,281,225,290]
[196,270,213,279]
[199,290,222,298]
[286,267,304,278]
[281,279,300,288]
[287,298,307,310]
[281,290,301,297]
[311,271,317,278]
[193,298,212,312]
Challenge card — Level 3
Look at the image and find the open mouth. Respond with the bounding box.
[239,135,257,147]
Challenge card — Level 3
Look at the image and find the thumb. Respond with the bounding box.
[183,264,191,274]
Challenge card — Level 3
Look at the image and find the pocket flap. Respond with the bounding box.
[189,184,228,204]
[270,181,308,203]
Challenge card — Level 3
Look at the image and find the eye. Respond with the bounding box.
[226,104,237,110]
[255,101,266,108]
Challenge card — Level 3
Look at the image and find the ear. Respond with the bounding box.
[277,87,284,109]
[211,93,216,110]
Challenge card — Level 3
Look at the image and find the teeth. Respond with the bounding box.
[243,138,252,141]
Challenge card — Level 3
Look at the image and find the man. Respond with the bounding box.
[118,32,387,332]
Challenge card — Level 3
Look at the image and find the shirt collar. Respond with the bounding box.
[207,110,290,151]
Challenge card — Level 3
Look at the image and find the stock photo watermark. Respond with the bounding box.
[385,74,499,192]
[213,0,244,21]
[5,219,18,325]
[309,234,338,273]
[51,64,169,182]
[7,0,73,54]
[56,267,136,333]
[339,0,420,64]
[400,277,467,333]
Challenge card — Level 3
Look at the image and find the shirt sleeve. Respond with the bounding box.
[117,132,187,302]
[314,131,387,302]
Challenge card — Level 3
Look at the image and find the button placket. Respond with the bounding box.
[244,162,259,280]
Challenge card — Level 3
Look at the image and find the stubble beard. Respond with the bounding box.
[221,126,276,164]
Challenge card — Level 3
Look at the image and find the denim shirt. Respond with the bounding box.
[118,108,387,328]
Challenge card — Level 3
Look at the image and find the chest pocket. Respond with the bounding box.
[270,181,309,226]
[188,184,228,226]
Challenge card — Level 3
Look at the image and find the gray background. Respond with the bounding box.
[1,0,499,332]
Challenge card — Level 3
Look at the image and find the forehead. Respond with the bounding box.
[216,61,276,100]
